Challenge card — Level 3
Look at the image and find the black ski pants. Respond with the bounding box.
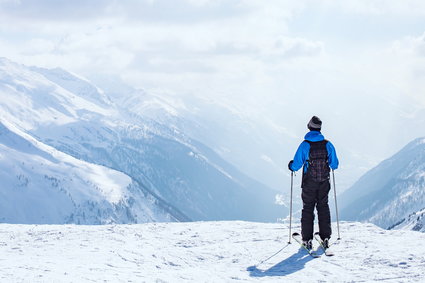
[301,178,332,241]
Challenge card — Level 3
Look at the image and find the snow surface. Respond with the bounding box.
[0,221,424,282]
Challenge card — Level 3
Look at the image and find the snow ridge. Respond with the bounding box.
[0,120,180,224]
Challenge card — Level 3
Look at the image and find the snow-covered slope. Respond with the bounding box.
[30,66,112,107]
[92,76,300,193]
[0,57,283,223]
[0,121,183,224]
[390,207,425,232]
[0,221,424,282]
[0,57,114,130]
[340,137,425,230]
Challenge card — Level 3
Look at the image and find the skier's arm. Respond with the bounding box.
[326,141,339,170]
[290,141,310,171]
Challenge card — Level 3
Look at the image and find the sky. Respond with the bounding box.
[1,0,425,189]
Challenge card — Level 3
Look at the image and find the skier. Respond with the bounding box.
[288,116,339,250]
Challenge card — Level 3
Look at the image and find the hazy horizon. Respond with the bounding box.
[1,0,425,191]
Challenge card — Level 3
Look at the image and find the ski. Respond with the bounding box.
[292,232,320,258]
[314,232,334,256]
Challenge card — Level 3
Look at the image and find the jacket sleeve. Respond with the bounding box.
[326,141,339,170]
[290,141,310,172]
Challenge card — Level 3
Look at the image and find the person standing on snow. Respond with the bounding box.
[288,116,339,250]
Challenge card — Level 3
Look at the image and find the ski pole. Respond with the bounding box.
[332,170,341,240]
[288,171,294,244]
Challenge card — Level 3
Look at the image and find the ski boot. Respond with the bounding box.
[322,238,330,249]
[302,239,313,250]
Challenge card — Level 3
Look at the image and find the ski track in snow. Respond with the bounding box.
[0,221,424,282]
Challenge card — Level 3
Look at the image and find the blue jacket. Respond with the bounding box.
[290,131,339,173]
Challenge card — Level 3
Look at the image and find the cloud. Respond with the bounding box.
[262,37,324,59]
[391,33,425,57]
[386,33,425,105]
[113,0,250,24]
[0,0,251,24]
[338,0,425,16]
[0,0,422,106]
[1,0,425,192]
[130,52,216,74]
[0,0,315,88]
[20,38,57,55]
[0,0,111,21]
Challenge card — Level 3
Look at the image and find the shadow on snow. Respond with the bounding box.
[247,248,319,277]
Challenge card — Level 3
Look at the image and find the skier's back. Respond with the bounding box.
[288,116,339,249]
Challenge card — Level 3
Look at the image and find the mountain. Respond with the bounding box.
[1,221,424,282]
[91,75,391,203]
[0,121,184,224]
[91,77,294,193]
[390,207,425,232]
[0,57,283,223]
[339,137,425,230]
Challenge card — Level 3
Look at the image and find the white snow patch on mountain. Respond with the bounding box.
[0,58,115,130]
[1,120,130,201]
[0,120,177,224]
[392,208,425,232]
[0,221,424,282]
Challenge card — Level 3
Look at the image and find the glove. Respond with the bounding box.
[288,160,294,172]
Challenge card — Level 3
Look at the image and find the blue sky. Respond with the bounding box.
[1,0,425,188]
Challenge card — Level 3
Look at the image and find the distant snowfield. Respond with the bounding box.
[1,222,424,282]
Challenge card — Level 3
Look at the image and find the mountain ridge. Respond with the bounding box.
[0,120,186,224]
[0,57,283,223]
[340,137,425,230]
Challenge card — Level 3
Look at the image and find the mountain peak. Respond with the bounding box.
[29,65,112,106]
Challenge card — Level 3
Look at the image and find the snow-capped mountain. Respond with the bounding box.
[90,75,389,199]
[339,137,425,230]
[0,120,183,224]
[1,221,424,282]
[0,57,283,223]
[92,77,293,193]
